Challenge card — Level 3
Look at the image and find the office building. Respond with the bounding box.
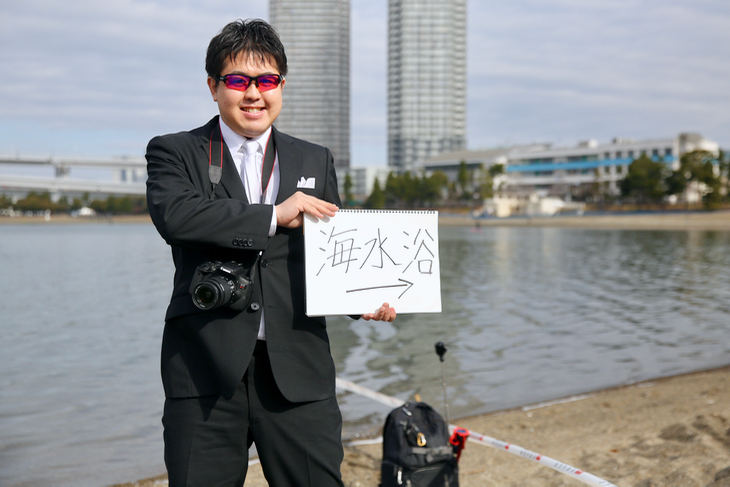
[388,0,467,170]
[270,0,350,167]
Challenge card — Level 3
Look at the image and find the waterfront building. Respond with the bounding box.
[388,0,467,170]
[419,133,720,200]
[270,0,350,167]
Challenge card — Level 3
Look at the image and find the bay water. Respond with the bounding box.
[1,221,728,486]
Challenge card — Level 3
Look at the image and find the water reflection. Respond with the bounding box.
[1,223,729,484]
[334,227,730,435]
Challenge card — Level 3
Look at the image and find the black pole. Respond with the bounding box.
[434,342,450,425]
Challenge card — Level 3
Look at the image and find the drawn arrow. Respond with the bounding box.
[346,279,415,299]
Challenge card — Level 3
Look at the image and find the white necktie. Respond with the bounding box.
[242,139,260,204]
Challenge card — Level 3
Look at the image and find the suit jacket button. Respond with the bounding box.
[261,259,269,268]
[250,302,260,311]
[247,239,254,246]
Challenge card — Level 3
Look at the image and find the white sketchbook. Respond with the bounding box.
[303,209,442,316]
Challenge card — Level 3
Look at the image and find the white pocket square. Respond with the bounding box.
[297,177,316,189]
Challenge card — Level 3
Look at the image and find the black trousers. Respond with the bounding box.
[162,341,345,487]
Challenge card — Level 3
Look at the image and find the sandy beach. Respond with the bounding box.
[438,209,730,231]
[115,365,730,487]
[330,366,730,487]
[3,209,730,231]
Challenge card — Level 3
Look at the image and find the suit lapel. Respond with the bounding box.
[201,116,248,201]
[272,126,303,204]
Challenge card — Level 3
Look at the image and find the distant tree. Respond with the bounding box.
[383,171,416,207]
[666,150,722,209]
[456,160,471,201]
[475,163,505,199]
[14,192,57,212]
[0,194,13,208]
[620,155,667,205]
[721,149,730,201]
[343,173,353,207]
[421,171,449,207]
[400,171,420,207]
[364,178,385,209]
[384,171,401,207]
[589,168,610,206]
[69,196,84,211]
[89,198,108,213]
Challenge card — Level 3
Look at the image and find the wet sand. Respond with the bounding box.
[116,365,730,487]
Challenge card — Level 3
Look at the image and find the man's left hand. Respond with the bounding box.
[361,302,396,322]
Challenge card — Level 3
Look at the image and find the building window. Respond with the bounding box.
[627,150,634,159]
[652,149,659,157]
[665,148,673,156]
[616,151,622,159]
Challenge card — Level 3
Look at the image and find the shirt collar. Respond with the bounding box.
[218,119,271,155]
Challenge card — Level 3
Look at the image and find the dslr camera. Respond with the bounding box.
[189,261,254,311]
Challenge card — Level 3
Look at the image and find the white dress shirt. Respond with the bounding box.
[219,119,280,339]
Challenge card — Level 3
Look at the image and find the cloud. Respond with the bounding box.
[467,0,730,148]
[0,0,267,154]
[0,0,728,161]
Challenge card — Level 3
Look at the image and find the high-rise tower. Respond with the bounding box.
[388,0,467,170]
[270,0,350,167]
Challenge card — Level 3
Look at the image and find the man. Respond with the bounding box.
[146,19,395,487]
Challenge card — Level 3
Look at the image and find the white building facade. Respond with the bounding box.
[270,0,351,167]
[420,133,720,199]
[387,0,467,170]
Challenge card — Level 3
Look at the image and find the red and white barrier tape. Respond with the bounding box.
[336,377,617,487]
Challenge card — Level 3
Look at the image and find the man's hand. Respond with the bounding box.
[361,302,397,322]
[276,191,339,229]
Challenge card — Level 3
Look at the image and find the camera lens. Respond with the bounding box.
[193,277,231,310]
[194,286,218,307]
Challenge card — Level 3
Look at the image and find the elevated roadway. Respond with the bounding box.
[0,154,146,199]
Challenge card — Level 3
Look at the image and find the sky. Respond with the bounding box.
[1,0,729,168]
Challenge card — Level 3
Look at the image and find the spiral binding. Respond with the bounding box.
[338,209,437,214]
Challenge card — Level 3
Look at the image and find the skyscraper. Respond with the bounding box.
[388,0,467,170]
[270,0,350,167]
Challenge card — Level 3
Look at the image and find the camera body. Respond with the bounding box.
[189,260,254,311]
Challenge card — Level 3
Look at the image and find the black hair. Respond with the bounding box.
[205,19,288,79]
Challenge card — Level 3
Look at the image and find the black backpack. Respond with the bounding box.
[380,402,458,487]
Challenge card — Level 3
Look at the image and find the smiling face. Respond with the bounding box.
[207,53,285,138]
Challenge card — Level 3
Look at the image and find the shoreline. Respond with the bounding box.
[439,209,730,230]
[3,209,730,231]
[117,364,730,486]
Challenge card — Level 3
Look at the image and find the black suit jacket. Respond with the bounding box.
[146,116,342,403]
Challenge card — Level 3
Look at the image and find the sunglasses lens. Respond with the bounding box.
[257,75,281,92]
[221,74,280,92]
[224,75,250,91]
